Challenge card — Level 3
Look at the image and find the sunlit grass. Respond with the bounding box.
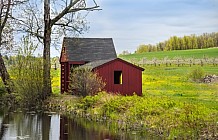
[142,66,218,110]
[120,48,218,61]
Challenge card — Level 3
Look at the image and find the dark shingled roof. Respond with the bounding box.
[63,37,117,62]
[80,58,116,69]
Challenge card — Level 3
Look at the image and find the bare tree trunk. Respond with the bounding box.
[43,0,52,99]
[0,52,13,94]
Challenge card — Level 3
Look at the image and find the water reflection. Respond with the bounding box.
[0,110,131,140]
[0,111,47,139]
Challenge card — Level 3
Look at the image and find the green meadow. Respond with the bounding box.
[142,66,218,110]
[120,47,218,61]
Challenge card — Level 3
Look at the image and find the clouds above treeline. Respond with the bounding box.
[84,0,218,53]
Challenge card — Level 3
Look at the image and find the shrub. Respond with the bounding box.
[188,67,205,82]
[68,67,105,97]
[10,37,44,108]
[11,56,44,107]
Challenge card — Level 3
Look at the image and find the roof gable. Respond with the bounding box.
[81,58,144,71]
[61,37,117,62]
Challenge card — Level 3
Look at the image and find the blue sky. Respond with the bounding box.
[81,0,218,54]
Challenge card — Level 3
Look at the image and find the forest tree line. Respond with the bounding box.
[135,32,218,53]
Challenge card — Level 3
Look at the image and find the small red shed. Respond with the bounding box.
[83,58,144,95]
[60,37,144,95]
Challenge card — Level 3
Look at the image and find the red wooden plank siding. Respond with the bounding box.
[61,62,68,93]
[95,59,143,96]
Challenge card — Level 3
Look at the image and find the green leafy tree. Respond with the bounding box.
[136,44,148,53]
[10,36,43,107]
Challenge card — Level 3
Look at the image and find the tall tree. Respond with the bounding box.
[0,0,26,94]
[18,0,100,99]
[0,0,13,94]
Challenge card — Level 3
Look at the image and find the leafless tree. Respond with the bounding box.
[17,0,100,99]
[0,0,26,94]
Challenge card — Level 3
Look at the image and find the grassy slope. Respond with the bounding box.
[120,48,218,61]
[142,66,218,110]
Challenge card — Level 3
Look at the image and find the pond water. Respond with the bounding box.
[0,109,151,140]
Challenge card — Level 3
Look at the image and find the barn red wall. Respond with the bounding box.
[61,62,68,93]
[95,59,142,96]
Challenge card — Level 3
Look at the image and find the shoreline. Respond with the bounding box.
[43,92,218,139]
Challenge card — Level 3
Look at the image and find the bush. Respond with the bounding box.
[68,67,105,97]
[11,56,44,107]
[10,37,44,108]
[189,67,205,82]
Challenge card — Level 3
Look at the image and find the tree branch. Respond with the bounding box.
[68,6,101,13]
[54,22,82,34]
[1,0,11,29]
[50,0,80,26]
[50,0,100,27]
[15,17,44,39]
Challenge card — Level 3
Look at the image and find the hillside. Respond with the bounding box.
[120,48,218,61]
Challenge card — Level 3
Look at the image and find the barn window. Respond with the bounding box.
[114,71,122,84]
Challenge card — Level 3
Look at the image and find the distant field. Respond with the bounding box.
[120,48,218,61]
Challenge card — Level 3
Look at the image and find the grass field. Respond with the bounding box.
[120,47,218,61]
[118,48,218,111]
[142,66,218,110]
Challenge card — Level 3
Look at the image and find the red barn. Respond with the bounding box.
[60,37,144,96]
